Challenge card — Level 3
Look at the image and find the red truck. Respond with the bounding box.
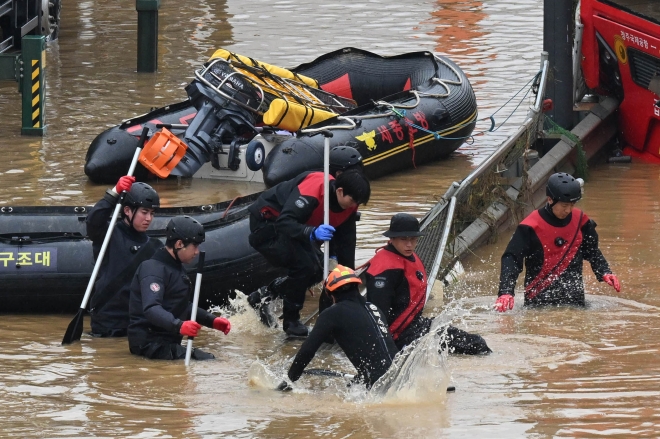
[580,0,660,161]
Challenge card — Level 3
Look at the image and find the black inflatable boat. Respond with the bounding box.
[85,47,477,186]
[0,196,282,313]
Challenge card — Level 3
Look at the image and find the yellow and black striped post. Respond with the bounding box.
[21,36,46,136]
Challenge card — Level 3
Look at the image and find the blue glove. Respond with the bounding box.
[311,224,335,242]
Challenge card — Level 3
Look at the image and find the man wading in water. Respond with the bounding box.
[128,216,231,360]
[247,168,370,337]
[365,213,491,355]
[247,146,365,329]
[86,176,162,337]
[495,172,621,312]
[278,265,398,391]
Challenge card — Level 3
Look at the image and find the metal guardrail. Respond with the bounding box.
[417,52,550,286]
[421,53,549,229]
[423,196,456,299]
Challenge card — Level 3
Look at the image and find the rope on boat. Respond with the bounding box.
[326,53,463,120]
[389,70,542,142]
[300,56,541,146]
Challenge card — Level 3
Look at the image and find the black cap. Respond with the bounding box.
[383,213,424,238]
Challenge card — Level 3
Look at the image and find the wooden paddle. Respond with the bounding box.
[185,251,206,366]
[62,127,149,345]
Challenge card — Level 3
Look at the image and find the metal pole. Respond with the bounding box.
[425,196,457,302]
[136,0,160,73]
[544,0,575,130]
[323,133,331,280]
[20,35,46,136]
[185,251,206,366]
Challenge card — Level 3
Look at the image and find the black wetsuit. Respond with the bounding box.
[366,244,492,355]
[86,191,162,337]
[288,290,398,388]
[499,205,612,306]
[128,248,217,360]
[248,171,357,322]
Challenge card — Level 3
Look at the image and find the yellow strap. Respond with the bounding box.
[210,49,319,89]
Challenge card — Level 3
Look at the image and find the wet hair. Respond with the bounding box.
[165,237,180,249]
[332,162,365,177]
[334,169,371,205]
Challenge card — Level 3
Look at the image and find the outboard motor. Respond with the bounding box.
[173,59,264,176]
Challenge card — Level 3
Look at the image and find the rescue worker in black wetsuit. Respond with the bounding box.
[494,173,621,312]
[247,168,371,337]
[128,215,231,360]
[280,265,398,390]
[247,146,365,324]
[365,213,492,355]
[85,176,162,337]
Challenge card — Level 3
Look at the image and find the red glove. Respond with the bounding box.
[179,320,201,337]
[115,175,135,193]
[494,294,514,312]
[213,317,231,335]
[603,274,621,292]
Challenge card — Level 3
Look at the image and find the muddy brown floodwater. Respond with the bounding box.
[3,0,658,437]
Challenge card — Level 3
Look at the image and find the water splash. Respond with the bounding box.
[210,291,280,336]
[247,360,282,390]
[246,310,454,405]
[366,315,452,405]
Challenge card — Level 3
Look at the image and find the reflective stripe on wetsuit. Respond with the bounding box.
[364,302,395,362]
[287,293,398,386]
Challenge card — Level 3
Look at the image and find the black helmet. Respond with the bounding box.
[329,146,363,175]
[123,182,160,209]
[546,172,582,203]
[166,215,205,245]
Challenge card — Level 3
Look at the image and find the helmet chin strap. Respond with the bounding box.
[123,206,138,229]
[129,207,138,229]
[173,243,183,263]
[172,240,190,263]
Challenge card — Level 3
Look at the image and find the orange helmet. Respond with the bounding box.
[324,265,362,293]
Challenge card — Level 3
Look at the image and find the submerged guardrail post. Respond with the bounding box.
[136,0,160,72]
[0,52,20,85]
[20,35,46,136]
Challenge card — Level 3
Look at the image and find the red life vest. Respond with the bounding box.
[298,172,357,227]
[366,248,427,340]
[520,208,589,300]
